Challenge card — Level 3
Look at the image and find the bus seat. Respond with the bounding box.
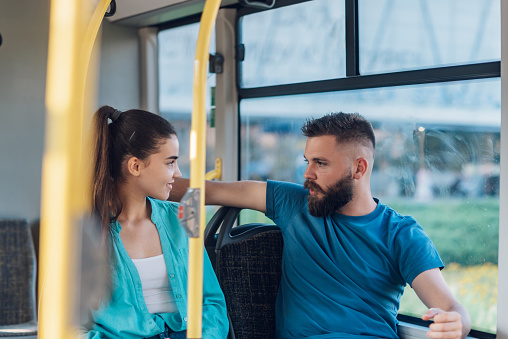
[0,219,38,337]
[28,220,39,317]
[205,207,283,339]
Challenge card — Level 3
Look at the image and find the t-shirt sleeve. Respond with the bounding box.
[265,180,309,227]
[395,218,444,286]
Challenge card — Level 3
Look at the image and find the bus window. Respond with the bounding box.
[359,0,501,74]
[239,78,500,333]
[238,0,500,332]
[158,22,217,178]
[240,0,346,88]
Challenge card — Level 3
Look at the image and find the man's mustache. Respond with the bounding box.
[303,180,325,194]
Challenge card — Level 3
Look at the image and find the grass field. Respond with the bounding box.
[390,198,498,332]
[388,198,499,266]
[399,263,497,333]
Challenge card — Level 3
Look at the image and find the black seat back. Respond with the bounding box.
[0,219,38,336]
[205,207,283,339]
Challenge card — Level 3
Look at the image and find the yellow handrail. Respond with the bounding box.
[187,0,222,338]
[39,1,110,338]
[204,158,222,181]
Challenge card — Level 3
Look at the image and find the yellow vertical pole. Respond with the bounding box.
[40,1,86,337]
[187,0,221,338]
[39,0,111,338]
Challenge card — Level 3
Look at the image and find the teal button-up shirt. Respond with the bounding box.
[80,198,228,339]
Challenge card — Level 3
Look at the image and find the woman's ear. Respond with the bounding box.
[353,158,368,180]
[126,157,142,176]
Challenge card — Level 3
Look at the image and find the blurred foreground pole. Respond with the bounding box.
[40,0,111,338]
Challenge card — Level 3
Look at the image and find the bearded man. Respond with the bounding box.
[171,112,471,339]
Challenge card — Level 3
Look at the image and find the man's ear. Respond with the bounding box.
[353,158,368,180]
[126,157,143,176]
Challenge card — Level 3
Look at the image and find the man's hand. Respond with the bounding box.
[422,308,463,339]
[412,269,471,338]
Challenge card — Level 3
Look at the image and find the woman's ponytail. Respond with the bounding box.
[91,106,120,242]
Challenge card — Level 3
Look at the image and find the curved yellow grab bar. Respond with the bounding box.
[77,0,114,147]
[40,1,111,338]
[204,158,222,181]
[187,0,222,338]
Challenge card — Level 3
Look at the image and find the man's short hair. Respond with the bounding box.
[301,112,375,151]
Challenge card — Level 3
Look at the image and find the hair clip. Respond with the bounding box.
[110,109,122,122]
[128,131,136,142]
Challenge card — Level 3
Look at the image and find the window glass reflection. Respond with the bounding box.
[359,0,501,73]
[240,78,500,333]
[240,0,346,87]
[158,23,216,177]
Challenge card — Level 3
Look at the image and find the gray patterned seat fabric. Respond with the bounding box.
[205,207,283,339]
[0,219,37,337]
[218,230,283,339]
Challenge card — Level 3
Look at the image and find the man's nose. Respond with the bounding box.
[304,165,316,180]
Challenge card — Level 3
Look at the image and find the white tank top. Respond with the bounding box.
[131,254,178,314]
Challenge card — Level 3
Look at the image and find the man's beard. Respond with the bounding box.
[303,171,354,217]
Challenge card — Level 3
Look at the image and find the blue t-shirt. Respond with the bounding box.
[80,198,228,339]
[265,180,443,339]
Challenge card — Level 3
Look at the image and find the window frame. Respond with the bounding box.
[235,0,501,336]
[150,0,505,336]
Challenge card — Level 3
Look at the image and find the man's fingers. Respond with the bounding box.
[433,311,462,323]
[422,308,461,322]
[426,329,463,339]
[429,320,461,332]
[422,308,440,320]
[422,308,439,320]
[425,311,463,339]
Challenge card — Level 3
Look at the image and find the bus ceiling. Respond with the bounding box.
[105,0,239,27]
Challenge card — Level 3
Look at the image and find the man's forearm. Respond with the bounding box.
[169,178,190,202]
[168,178,227,205]
[169,178,267,212]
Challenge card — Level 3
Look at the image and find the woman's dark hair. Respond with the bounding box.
[91,106,177,241]
[301,112,375,151]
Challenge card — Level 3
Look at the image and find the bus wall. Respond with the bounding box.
[0,0,141,220]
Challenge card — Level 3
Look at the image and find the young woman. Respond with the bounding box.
[81,106,228,339]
